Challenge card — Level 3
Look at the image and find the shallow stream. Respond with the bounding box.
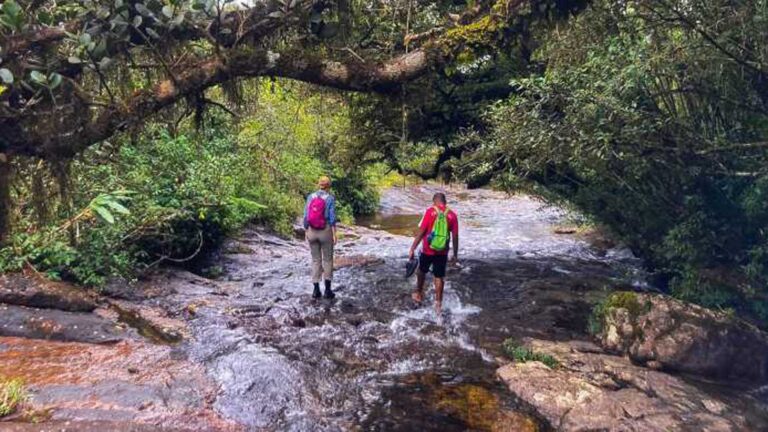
[185,185,646,430]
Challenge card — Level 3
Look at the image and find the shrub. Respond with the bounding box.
[501,339,559,368]
[0,376,28,417]
[588,291,650,335]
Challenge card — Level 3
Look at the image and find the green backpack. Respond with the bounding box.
[428,207,449,251]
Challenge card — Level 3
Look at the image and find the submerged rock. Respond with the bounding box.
[0,273,97,312]
[596,292,768,382]
[497,339,766,431]
[333,254,385,270]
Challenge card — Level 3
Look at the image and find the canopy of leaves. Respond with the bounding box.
[0,0,584,160]
[455,0,768,322]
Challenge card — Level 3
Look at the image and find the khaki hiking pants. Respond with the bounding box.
[307,226,334,283]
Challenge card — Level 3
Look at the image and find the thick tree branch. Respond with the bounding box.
[0,0,587,160]
[13,47,436,159]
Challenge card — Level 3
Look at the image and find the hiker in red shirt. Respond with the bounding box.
[408,192,459,315]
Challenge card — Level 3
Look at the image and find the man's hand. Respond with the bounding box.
[408,248,415,260]
[449,255,459,267]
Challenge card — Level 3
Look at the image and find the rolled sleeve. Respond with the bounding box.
[327,196,337,226]
[303,194,311,229]
[419,209,433,233]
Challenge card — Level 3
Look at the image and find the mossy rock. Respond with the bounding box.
[588,291,650,335]
[502,338,559,369]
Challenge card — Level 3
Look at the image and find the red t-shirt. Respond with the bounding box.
[419,205,459,256]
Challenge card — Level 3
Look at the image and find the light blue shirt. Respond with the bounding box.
[303,190,337,228]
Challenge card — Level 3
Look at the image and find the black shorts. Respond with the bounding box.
[419,253,448,278]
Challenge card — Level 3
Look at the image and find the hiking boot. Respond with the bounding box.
[323,280,335,299]
[312,284,322,299]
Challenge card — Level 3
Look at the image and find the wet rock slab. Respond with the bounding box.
[0,273,97,312]
[0,421,200,432]
[0,336,238,431]
[497,339,767,431]
[0,304,129,344]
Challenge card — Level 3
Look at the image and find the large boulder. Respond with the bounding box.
[497,339,764,432]
[596,292,768,382]
[0,273,98,312]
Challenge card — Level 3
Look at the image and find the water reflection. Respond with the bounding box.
[355,213,422,237]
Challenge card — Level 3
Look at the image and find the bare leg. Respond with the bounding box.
[434,277,444,315]
[412,270,426,304]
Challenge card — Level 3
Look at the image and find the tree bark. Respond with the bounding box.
[0,0,587,161]
[5,48,437,159]
[0,155,12,245]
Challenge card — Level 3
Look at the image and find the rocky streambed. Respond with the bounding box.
[1,185,767,431]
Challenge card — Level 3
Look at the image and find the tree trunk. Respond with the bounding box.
[0,154,11,245]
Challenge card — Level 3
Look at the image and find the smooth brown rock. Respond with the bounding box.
[333,254,385,270]
[497,339,764,431]
[0,304,128,344]
[599,293,768,382]
[0,273,97,312]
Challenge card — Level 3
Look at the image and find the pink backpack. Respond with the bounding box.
[307,194,327,229]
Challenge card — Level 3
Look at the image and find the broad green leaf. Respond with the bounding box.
[135,3,152,16]
[2,0,21,18]
[99,57,113,69]
[0,68,13,84]
[48,72,62,89]
[92,39,108,58]
[92,205,115,223]
[105,201,130,215]
[29,70,46,84]
[171,13,184,27]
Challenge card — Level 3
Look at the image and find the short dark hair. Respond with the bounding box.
[433,192,446,204]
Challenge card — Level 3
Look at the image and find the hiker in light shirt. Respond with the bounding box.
[303,176,338,299]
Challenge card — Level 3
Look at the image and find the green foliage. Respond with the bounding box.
[588,291,645,335]
[1,79,381,286]
[501,339,559,368]
[0,376,28,417]
[88,191,133,224]
[457,0,768,325]
[0,230,77,280]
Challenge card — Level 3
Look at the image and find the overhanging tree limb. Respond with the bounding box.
[0,0,588,160]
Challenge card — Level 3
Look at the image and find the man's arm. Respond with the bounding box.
[409,228,427,260]
[409,209,431,259]
[450,215,459,263]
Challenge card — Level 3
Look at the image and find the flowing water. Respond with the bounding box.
[6,185,766,431]
[177,185,646,430]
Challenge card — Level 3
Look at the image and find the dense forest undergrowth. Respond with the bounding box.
[0,81,397,286]
[0,0,767,326]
